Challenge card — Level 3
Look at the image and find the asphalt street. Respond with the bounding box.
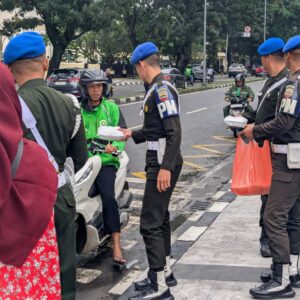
[120,80,262,176]
[113,75,238,98]
[76,80,263,300]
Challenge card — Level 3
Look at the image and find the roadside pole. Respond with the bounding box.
[203,0,207,86]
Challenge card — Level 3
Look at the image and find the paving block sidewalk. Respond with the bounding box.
[170,196,300,300]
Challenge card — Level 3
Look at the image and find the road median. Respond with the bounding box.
[112,77,265,105]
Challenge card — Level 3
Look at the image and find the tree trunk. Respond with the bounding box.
[176,43,192,72]
[47,44,67,77]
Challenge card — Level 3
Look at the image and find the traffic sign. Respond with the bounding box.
[244,26,251,33]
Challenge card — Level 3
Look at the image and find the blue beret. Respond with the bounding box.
[283,35,300,53]
[130,42,159,65]
[257,37,284,56]
[4,31,46,64]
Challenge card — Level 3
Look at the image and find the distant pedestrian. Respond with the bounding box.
[105,68,114,97]
[207,65,215,81]
[184,64,194,85]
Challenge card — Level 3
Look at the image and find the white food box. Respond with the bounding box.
[224,116,248,128]
[98,126,125,141]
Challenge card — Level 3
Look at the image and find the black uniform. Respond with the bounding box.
[132,73,183,270]
[253,71,300,263]
[246,68,288,246]
[19,79,88,300]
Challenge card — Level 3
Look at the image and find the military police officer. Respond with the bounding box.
[4,32,88,300]
[242,35,300,299]
[245,38,289,258]
[120,42,182,300]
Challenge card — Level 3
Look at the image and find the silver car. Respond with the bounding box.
[228,63,248,78]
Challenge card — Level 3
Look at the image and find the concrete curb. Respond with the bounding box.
[118,155,237,299]
[114,81,143,86]
[112,78,264,105]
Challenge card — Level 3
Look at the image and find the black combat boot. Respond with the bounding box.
[135,269,177,291]
[130,270,174,300]
[135,256,177,291]
[250,263,295,299]
[261,256,300,288]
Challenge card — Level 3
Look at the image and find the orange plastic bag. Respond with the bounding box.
[231,136,272,195]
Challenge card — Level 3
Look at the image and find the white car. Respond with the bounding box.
[228,63,248,78]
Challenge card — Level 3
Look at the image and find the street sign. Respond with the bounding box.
[244,26,251,33]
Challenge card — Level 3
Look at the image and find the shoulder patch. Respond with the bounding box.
[155,83,179,119]
[279,82,300,117]
[157,86,168,101]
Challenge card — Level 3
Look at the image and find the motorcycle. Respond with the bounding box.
[74,140,133,260]
[224,96,248,138]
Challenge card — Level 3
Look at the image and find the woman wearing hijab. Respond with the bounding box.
[0,63,61,298]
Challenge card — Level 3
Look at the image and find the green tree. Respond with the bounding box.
[0,0,111,75]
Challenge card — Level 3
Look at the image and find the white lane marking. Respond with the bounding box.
[109,270,143,295]
[185,107,208,115]
[76,268,102,284]
[118,80,262,107]
[207,202,229,213]
[177,226,208,242]
[127,106,207,129]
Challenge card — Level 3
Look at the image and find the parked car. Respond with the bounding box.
[47,68,85,99]
[192,64,203,81]
[228,63,248,78]
[161,68,187,89]
[192,65,214,82]
[251,65,266,77]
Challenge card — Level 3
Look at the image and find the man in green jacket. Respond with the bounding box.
[80,69,127,265]
[223,73,255,119]
[184,64,194,86]
[4,31,88,300]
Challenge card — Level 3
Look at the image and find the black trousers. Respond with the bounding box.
[140,164,182,270]
[264,164,300,263]
[94,165,120,233]
[54,185,76,300]
[259,194,269,243]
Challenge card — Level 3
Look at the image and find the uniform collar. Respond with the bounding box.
[271,67,289,80]
[148,73,163,88]
[19,78,46,90]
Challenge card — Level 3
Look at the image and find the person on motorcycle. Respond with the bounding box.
[80,69,127,267]
[207,64,215,82]
[223,73,255,118]
[184,64,194,85]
